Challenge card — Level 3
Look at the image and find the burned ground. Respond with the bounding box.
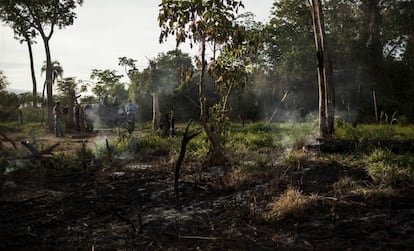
[1,131,414,250]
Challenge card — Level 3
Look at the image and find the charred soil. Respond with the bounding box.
[1,131,414,250]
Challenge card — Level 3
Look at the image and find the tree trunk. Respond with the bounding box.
[311,0,335,138]
[41,36,54,131]
[37,23,54,131]
[152,92,160,131]
[25,38,37,108]
[198,39,226,165]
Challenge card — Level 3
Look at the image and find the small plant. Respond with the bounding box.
[266,186,317,221]
[23,122,41,142]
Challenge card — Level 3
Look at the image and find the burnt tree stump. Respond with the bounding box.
[174,121,201,202]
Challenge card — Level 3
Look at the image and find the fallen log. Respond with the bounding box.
[21,141,60,158]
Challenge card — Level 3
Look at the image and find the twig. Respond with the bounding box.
[178,235,219,240]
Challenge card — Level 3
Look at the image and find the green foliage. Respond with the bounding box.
[98,134,181,158]
[22,122,46,141]
[187,131,209,161]
[0,90,19,120]
[90,69,127,104]
[20,106,43,123]
[0,121,19,132]
[158,0,244,46]
[227,129,276,151]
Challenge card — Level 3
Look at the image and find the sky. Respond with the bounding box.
[0,0,274,92]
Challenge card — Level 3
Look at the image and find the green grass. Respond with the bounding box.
[335,121,414,140]
[363,148,414,186]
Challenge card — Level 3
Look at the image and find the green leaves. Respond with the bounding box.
[158,0,244,46]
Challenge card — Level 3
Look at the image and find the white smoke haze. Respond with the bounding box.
[335,109,359,125]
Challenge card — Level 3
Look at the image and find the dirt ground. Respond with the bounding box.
[1,130,414,250]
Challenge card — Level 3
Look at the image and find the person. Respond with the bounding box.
[126,100,137,131]
[75,100,81,132]
[53,101,63,137]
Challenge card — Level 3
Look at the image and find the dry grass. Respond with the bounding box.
[333,176,359,196]
[333,176,395,200]
[282,150,310,170]
[353,185,396,200]
[266,186,317,220]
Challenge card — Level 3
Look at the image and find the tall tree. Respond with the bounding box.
[265,0,316,119]
[56,77,77,130]
[159,0,245,164]
[0,2,38,108]
[0,0,83,131]
[310,0,335,137]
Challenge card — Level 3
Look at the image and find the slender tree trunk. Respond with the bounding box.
[42,38,54,131]
[199,39,207,125]
[25,39,37,108]
[311,0,335,138]
[152,92,160,131]
[37,22,55,131]
[198,39,225,165]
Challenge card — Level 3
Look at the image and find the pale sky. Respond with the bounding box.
[0,0,274,92]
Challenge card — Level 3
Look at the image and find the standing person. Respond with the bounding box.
[79,104,86,133]
[53,101,63,137]
[74,99,81,132]
[126,99,137,131]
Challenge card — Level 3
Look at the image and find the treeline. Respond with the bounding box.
[1,0,413,126]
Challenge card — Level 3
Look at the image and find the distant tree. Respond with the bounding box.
[41,60,64,98]
[0,6,38,107]
[159,0,245,164]
[90,69,127,105]
[0,71,9,90]
[124,50,194,131]
[265,0,316,118]
[118,57,137,80]
[56,77,76,130]
[0,0,83,131]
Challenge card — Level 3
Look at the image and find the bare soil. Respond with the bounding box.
[1,130,414,250]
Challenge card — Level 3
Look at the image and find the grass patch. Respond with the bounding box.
[266,186,317,221]
[335,121,414,140]
[364,149,414,186]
